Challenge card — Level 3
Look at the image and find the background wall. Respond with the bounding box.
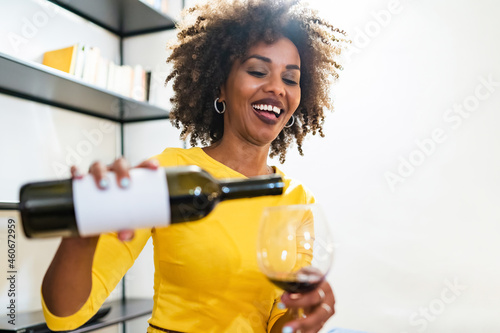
[1,0,499,333]
[273,0,500,332]
[0,0,122,319]
[0,0,183,332]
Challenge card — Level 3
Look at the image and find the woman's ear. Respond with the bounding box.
[218,84,226,102]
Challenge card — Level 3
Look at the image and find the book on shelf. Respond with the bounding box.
[74,43,87,79]
[145,71,152,102]
[42,44,157,104]
[132,64,147,101]
[82,46,101,84]
[117,65,133,98]
[95,57,109,89]
[148,70,171,109]
[42,44,79,74]
[107,61,117,93]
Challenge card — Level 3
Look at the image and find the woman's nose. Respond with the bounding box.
[262,74,286,96]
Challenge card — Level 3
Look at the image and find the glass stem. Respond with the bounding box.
[291,307,305,319]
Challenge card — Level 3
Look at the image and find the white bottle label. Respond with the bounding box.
[72,168,170,236]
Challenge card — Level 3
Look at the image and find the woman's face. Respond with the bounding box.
[219,37,301,146]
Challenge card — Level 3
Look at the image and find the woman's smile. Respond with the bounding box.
[251,97,285,124]
[219,37,301,143]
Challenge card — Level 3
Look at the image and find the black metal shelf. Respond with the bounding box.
[48,0,176,37]
[0,202,18,211]
[0,3,172,332]
[0,52,170,123]
[0,298,153,333]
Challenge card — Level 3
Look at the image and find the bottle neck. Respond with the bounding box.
[0,202,19,211]
[219,174,284,201]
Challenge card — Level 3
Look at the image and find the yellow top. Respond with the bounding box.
[42,147,315,332]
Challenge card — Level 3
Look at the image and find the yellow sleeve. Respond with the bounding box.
[42,228,151,331]
[267,287,287,332]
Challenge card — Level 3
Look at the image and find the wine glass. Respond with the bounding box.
[256,203,335,318]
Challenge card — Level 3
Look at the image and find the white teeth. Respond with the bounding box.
[252,104,282,115]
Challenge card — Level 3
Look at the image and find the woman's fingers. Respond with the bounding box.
[281,281,336,333]
[283,306,329,333]
[85,157,158,242]
[135,158,159,170]
[70,165,84,179]
[108,157,131,189]
[88,157,157,190]
[117,230,135,241]
[281,282,332,309]
[88,161,110,189]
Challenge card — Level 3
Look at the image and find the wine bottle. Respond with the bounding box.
[19,165,283,238]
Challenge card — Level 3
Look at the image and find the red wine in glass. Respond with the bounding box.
[268,267,325,293]
[256,204,334,318]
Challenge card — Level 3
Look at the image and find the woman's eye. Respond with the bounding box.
[283,78,298,85]
[248,71,266,77]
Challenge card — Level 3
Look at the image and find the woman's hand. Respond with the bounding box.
[280,280,336,333]
[70,157,160,241]
[43,157,159,317]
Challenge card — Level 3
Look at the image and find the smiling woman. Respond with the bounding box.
[167,0,349,163]
[213,38,302,154]
[40,1,349,333]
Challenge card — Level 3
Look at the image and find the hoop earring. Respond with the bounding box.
[284,115,295,128]
[214,98,226,114]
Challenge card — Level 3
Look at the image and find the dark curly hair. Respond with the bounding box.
[166,0,349,163]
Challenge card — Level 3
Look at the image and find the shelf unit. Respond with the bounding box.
[0,0,180,330]
[0,0,178,123]
[49,0,176,37]
[0,0,178,204]
[0,202,18,211]
[0,52,170,123]
[0,298,153,333]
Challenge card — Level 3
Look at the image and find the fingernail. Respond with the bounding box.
[282,327,293,333]
[123,232,133,241]
[120,177,130,188]
[289,293,301,300]
[99,178,109,189]
[277,302,286,310]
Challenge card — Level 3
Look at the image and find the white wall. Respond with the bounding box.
[0,0,123,318]
[270,0,500,332]
[124,1,500,332]
[0,1,183,331]
[122,28,185,305]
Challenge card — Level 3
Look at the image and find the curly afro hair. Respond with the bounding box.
[166,0,349,163]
